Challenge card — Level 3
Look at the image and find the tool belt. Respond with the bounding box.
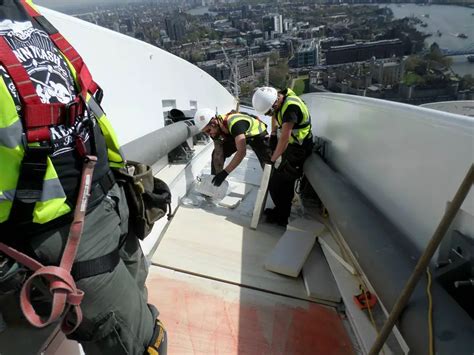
[113,161,172,240]
[275,138,314,179]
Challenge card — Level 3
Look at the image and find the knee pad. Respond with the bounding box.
[146,319,167,355]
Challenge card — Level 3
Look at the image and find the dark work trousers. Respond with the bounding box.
[211,133,272,175]
[0,184,157,355]
[269,139,314,224]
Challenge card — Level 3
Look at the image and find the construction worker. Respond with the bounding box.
[194,108,272,186]
[252,87,314,227]
[0,1,166,354]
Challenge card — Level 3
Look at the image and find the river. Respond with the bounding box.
[385,4,474,76]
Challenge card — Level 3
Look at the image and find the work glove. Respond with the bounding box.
[212,170,229,187]
[269,134,278,151]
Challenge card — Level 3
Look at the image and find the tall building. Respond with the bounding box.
[262,14,283,37]
[293,39,320,67]
[262,15,273,37]
[165,17,186,42]
[237,59,254,79]
[273,15,283,34]
[283,19,293,32]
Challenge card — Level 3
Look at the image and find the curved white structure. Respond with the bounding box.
[422,100,474,118]
[303,93,474,257]
[40,7,236,146]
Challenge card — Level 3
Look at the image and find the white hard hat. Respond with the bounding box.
[252,87,278,115]
[194,108,216,131]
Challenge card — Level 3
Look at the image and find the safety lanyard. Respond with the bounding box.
[0,155,97,334]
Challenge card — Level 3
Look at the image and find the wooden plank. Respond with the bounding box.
[302,243,342,303]
[318,231,357,275]
[322,243,393,355]
[264,230,316,277]
[287,218,325,236]
[152,206,310,300]
[250,163,272,230]
[147,266,355,355]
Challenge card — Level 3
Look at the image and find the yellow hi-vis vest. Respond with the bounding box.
[226,113,267,138]
[0,53,124,225]
[276,88,312,145]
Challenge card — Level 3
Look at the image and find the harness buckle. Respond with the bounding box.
[94,87,104,105]
[65,99,80,127]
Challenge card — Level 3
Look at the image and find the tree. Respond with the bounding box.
[269,60,289,90]
[239,82,254,98]
[425,42,452,68]
[460,74,474,90]
[269,51,279,65]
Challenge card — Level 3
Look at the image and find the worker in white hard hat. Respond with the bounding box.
[194,108,271,187]
[252,87,314,227]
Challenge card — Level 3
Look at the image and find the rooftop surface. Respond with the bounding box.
[146,152,355,354]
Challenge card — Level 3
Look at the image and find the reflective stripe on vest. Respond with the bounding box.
[0,74,24,222]
[62,55,124,169]
[227,114,266,138]
[0,120,23,148]
[86,95,124,168]
[276,89,312,145]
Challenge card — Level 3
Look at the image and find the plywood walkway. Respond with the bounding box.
[148,153,354,354]
[152,204,311,300]
[147,266,354,355]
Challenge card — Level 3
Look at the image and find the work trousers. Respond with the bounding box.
[211,134,272,175]
[269,139,314,224]
[0,184,156,355]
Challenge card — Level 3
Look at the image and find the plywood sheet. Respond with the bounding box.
[147,266,355,355]
[302,243,341,303]
[264,230,316,278]
[250,163,272,230]
[322,242,393,355]
[287,218,326,236]
[151,205,309,300]
[319,232,356,275]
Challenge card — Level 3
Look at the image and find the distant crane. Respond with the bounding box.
[221,46,240,101]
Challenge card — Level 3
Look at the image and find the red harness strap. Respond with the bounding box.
[0,155,97,334]
[0,37,66,142]
[20,0,99,97]
[0,1,100,143]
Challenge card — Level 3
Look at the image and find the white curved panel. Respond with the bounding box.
[39,7,236,145]
[421,100,474,118]
[303,93,474,253]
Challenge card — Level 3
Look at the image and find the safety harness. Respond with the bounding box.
[0,1,105,334]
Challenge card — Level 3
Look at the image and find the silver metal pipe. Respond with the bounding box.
[122,121,199,167]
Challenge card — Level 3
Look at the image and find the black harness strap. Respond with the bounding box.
[9,145,52,224]
[71,247,120,281]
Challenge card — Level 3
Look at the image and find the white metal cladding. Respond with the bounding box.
[421,100,474,118]
[39,7,236,146]
[303,93,474,255]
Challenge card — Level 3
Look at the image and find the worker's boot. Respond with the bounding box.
[146,318,167,355]
[264,208,288,227]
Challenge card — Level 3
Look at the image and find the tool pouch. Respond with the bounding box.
[276,145,307,180]
[113,161,172,240]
